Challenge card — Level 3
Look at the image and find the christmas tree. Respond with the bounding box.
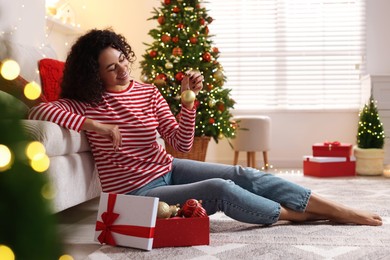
[140,0,236,143]
[357,95,385,149]
[0,62,61,259]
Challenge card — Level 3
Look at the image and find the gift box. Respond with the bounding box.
[312,142,352,157]
[303,156,356,177]
[153,216,209,248]
[95,192,210,251]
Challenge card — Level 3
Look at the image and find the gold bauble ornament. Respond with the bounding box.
[213,70,224,81]
[165,62,174,69]
[157,201,171,219]
[181,90,196,104]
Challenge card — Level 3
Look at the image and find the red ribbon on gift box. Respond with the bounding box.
[323,141,340,151]
[95,193,155,246]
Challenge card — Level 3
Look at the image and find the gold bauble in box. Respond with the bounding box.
[157,201,171,219]
[181,90,196,104]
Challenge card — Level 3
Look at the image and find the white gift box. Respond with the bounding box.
[94,192,159,251]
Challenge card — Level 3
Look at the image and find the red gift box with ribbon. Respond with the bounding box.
[312,142,352,157]
[303,156,356,177]
[94,192,209,250]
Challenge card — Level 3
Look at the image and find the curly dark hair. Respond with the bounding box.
[60,28,136,104]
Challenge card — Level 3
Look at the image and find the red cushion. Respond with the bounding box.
[39,58,65,101]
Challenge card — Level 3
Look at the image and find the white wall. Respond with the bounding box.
[1,0,389,168]
[366,0,390,75]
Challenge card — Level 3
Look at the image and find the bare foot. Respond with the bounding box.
[329,209,382,226]
[306,193,383,226]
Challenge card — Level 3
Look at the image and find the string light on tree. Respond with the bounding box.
[357,96,385,149]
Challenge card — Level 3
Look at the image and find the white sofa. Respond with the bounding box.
[0,38,101,212]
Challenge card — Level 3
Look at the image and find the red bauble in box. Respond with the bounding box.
[303,156,356,177]
[312,142,352,157]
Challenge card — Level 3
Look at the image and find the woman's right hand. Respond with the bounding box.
[82,118,122,151]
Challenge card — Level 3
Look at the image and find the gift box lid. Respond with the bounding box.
[312,142,352,150]
[303,155,356,162]
[95,192,159,251]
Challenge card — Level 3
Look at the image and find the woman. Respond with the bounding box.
[29,29,382,226]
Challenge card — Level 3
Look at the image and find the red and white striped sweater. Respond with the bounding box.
[28,81,196,194]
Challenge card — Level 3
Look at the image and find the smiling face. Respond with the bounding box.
[98,46,131,92]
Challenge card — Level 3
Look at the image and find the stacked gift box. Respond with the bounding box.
[303,141,356,177]
[94,192,210,251]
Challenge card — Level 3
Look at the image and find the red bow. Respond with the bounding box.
[95,193,155,246]
[323,141,340,151]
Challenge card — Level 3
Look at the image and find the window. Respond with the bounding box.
[208,0,366,110]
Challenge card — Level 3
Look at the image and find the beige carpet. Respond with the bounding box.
[86,174,390,260]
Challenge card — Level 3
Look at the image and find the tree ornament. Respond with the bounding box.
[212,47,219,53]
[213,70,224,80]
[161,34,171,44]
[202,52,211,62]
[209,118,215,124]
[175,71,185,82]
[149,50,157,58]
[176,23,185,30]
[190,36,198,44]
[208,99,216,107]
[155,73,167,81]
[200,18,206,26]
[164,0,171,5]
[206,83,213,91]
[218,133,224,140]
[172,6,180,13]
[181,90,196,104]
[157,16,165,25]
[165,62,174,69]
[217,102,225,112]
[172,36,179,43]
[157,201,172,219]
[172,47,183,56]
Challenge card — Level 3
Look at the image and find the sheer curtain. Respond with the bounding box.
[207,0,366,110]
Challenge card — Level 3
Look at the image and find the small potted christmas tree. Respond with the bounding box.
[140,0,236,161]
[354,95,386,175]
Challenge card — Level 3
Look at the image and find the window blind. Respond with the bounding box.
[207,0,366,110]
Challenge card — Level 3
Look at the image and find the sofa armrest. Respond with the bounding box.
[21,119,91,157]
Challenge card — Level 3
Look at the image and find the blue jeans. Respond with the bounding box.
[127,159,311,225]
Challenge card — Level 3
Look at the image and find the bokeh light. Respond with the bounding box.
[30,153,50,172]
[59,254,74,260]
[26,141,50,172]
[0,245,15,260]
[24,81,42,100]
[25,141,46,160]
[0,144,13,171]
[41,183,56,200]
[0,59,20,80]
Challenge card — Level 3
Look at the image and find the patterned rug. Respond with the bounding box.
[86,174,390,260]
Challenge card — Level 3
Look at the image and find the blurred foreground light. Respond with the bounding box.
[0,144,12,171]
[0,245,15,260]
[24,81,42,100]
[0,59,20,80]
